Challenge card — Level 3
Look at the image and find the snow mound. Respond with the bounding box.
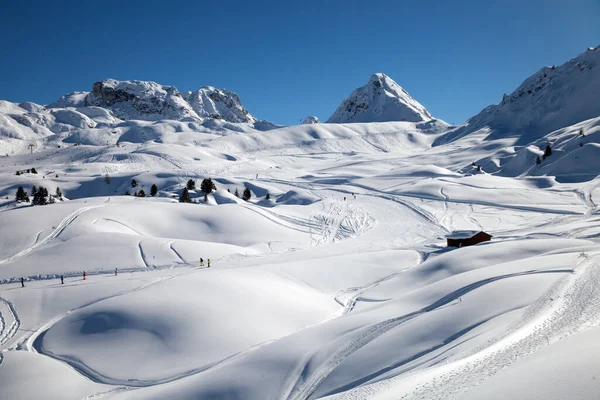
[276,189,320,205]
[212,189,243,204]
[327,73,433,123]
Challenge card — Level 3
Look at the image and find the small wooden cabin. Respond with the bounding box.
[446,230,492,247]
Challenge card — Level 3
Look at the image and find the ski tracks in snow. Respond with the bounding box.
[0,206,98,266]
[287,268,572,400]
[0,294,21,365]
[310,201,376,246]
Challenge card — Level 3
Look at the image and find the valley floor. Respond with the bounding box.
[1,127,600,399]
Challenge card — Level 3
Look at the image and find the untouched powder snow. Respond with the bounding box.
[327,73,434,124]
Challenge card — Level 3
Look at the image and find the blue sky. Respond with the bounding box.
[1,0,599,125]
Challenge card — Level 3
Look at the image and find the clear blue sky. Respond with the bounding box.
[1,0,599,125]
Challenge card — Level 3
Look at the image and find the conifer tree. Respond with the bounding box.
[150,184,158,197]
[179,188,191,203]
[187,179,196,190]
[201,178,216,194]
[15,186,29,202]
[242,188,251,201]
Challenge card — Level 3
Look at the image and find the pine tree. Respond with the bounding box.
[242,188,251,201]
[124,191,131,196]
[15,186,29,202]
[137,189,146,197]
[150,184,158,197]
[31,167,37,174]
[187,179,196,190]
[265,192,270,201]
[131,179,137,188]
[134,190,138,197]
[32,186,48,205]
[234,188,239,198]
[580,142,584,147]
[227,188,231,193]
[55,187,62,200]
[201,178,216,194]
[579,128,585,137]
[544,144,552,158]
[179,188,191,203]
[536,155,541,165]
[31,186,37,197]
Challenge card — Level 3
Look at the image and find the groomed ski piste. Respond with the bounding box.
[1,47,600,399]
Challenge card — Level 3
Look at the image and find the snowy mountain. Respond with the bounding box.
[327,73,434,123]
[440,45,600,145]
[302,116,320,124]
[83,79,200,121]
[183,86,256,124]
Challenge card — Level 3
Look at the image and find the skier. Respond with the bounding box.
[115,268,118,276]
[21,277,24,287]
[83,271,86,280]
[200,258,204,267]
[207,259,211,268]
[60,275,64,284]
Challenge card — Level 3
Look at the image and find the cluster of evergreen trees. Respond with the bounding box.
[15,185,62,205]
[124,179,159,197]
[180,178,217,203]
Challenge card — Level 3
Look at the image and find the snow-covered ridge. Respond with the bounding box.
[183,86,256,124]
[446,45,600,144]
[46,79,259,124]
[327,73,434,123]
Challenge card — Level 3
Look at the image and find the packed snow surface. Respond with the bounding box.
[1,46,600,400]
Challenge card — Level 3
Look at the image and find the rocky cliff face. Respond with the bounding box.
[84,79,199,121]
[327,73,433,123]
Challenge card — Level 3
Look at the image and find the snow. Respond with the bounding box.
[327,73,434,124]
[1,45,600,400]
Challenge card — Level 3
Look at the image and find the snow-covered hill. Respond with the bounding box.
[327,73,434,124]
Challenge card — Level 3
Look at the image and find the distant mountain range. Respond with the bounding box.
[0,45,598,157]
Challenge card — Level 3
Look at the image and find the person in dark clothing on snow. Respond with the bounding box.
[21,277,24,287]
[60,275,64,284]
[207,259,211,268]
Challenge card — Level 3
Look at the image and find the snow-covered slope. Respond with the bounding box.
[327,73,434,123]
[440,45,600,145]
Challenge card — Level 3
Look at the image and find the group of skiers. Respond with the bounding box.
[199,258,211,268]
[19,260,211,288]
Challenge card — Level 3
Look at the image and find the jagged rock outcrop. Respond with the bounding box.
[183,87,256,124]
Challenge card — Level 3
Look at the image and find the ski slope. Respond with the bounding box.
[1,46,600,400]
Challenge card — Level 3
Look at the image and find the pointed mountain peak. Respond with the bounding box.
[327,73,433,123]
